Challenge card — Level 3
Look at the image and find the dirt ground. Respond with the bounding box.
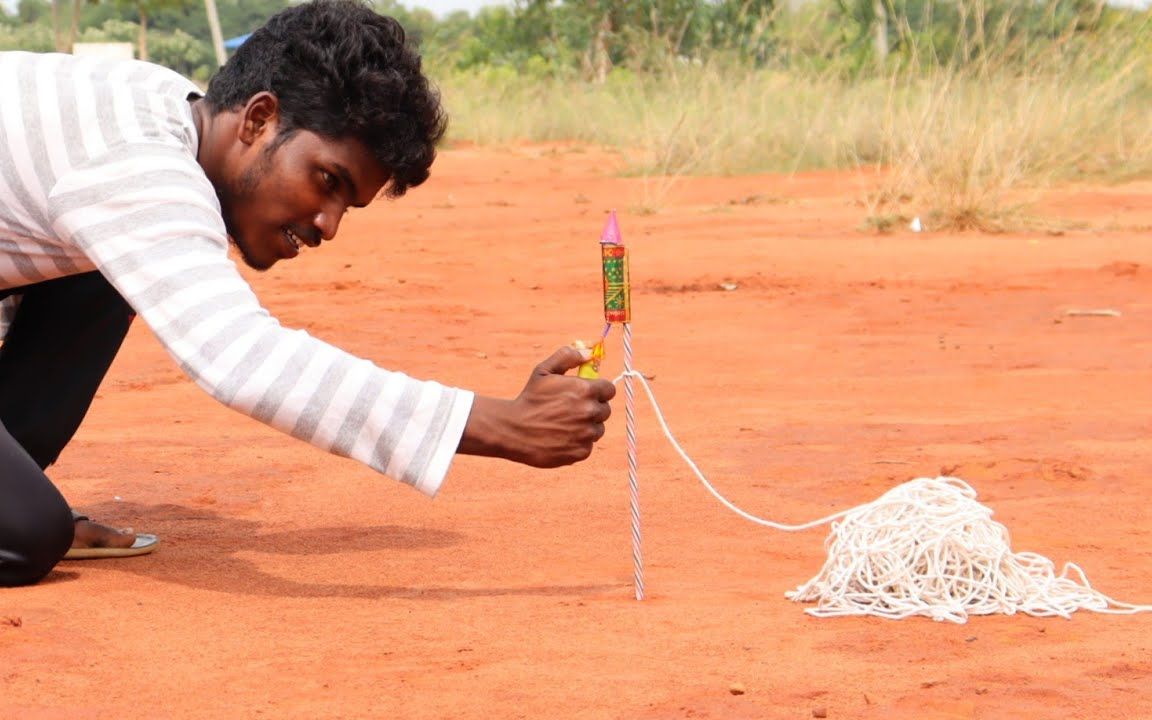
[2,145,1150,719]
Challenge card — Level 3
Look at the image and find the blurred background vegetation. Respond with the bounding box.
[2,0,1150,225]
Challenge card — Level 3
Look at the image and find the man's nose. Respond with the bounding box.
[314,202,346,241]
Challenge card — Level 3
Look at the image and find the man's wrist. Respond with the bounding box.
[457,395,517,460]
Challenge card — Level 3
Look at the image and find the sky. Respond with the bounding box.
[405,0,509,15]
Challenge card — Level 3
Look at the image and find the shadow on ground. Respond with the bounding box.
[56,501,624,600]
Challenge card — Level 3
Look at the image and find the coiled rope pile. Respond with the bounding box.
[783,476,1149,623]
[618,371,1152,623]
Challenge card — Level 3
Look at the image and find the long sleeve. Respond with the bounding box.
[46,142,473,495]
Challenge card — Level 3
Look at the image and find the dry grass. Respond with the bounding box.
[868,49,1152,231]
[434,12,1152,227]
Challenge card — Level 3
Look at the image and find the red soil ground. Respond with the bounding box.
[2,145,1150,719]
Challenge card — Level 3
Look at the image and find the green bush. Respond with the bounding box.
[149,28,214,81]
[77,18,138,44]
[0,22,53,51]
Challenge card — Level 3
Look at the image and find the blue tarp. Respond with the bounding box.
[223,34,251,50]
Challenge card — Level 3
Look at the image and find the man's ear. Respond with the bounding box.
[238,92,280,145]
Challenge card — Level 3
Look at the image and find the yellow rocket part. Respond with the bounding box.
[574,340,605,379]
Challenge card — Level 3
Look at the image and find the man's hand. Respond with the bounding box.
[458,346,617,467]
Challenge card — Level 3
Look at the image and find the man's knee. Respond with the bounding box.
[0,501,73,587]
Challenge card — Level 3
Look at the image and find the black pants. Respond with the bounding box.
[0,272,134,586]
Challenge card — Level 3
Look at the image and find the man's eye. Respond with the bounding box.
[321,171,338,191]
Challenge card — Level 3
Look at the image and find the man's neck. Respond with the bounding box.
[189,96,206,163]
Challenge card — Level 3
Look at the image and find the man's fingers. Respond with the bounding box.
[588,398,612,423]
[535,345,590,376]
[592,379,616,402]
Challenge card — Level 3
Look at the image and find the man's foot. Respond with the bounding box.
[63,516,160,560]
[73,519,138,550]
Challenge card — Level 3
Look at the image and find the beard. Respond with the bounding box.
[219,144,278,270]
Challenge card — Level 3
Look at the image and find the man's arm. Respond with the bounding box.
[47,144,475,495]
[49,145,617,493]
[458,346,616,467]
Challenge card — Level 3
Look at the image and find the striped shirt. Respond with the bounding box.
[0,51,474,495]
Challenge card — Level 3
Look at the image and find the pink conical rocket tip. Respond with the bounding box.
[600,210,622,246]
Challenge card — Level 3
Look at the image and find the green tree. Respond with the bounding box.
[150,25,214,79]
[18,0,50,23]
[107,0,191,61]
[147,0,290,42]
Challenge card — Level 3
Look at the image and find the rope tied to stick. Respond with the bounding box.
[611,370,1152,623]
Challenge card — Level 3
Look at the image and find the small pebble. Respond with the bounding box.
[728,683,745,696]
[812,707,828,718]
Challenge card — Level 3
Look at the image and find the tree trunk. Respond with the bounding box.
[591,11,611,84]
[68,0,81,53]
[204,0,227,67]
[51,0,64,52]
[872,0,889,65]
[138,8,148,61]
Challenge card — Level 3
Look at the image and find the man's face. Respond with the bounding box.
[219,127,389,271]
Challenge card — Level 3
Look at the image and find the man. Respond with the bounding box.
[0,0,615,587]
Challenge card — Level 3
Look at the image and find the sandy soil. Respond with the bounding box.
[2,145,1150,719]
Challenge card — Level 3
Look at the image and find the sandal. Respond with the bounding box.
[63,511,160,560]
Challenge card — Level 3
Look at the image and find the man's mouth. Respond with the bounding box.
[283,226,315,254]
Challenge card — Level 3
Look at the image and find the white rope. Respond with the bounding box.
[622,323,643,600]
[611,370,1152,623]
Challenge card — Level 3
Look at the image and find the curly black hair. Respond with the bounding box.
[203,0,447,197]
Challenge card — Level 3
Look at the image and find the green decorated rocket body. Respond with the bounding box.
[600,211,630,324]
